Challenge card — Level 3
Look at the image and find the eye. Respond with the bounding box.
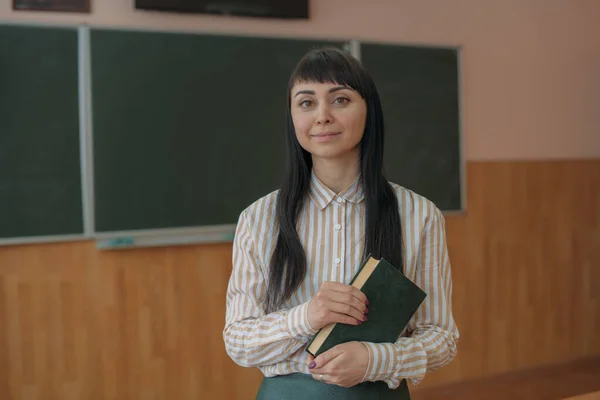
[299,99,314,108]
[333,97,350,105]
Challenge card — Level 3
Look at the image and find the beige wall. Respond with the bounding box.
[1,0,599,161]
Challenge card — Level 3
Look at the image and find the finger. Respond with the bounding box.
[309,294,359,327]
[308,364,329,375]
[326,310,363,326]
[309,345,344,370]
[325,300,368,324]
[307,354,315,369]
[326,291,369,316]
[311,373,329,384]
[323,281,368,305]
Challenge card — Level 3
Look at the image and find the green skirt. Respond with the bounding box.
[256,373,410,400]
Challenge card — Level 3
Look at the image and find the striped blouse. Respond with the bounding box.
[223,171,459,388]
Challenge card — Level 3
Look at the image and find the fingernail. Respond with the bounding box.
[363,315,368,322]
[364,306,369,314]
[365,299,370,306]
[308,361,316,369]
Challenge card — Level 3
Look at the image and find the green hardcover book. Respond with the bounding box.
[305,255,427,357]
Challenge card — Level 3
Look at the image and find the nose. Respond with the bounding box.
[316,104,333,125]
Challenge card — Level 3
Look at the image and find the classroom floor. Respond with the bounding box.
[412,356,600,400]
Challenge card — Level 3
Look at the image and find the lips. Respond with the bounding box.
[312,131,339,136]
[311,131,341,138]
[310,132,341,142]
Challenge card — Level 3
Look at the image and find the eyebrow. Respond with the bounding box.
[293,86,350,98]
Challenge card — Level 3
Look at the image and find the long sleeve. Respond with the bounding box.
[223,209,319,368]
[361,207,459,388]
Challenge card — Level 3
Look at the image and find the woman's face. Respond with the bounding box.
[290,81,367,161]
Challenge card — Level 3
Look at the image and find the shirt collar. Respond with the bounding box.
[308,170,365,210]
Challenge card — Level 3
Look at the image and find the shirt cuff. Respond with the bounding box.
[361,342,397,382]
[362,339,429,387]
[286,302,318,340]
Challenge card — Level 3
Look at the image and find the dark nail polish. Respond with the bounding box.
[365,307,369,314]
[308,361,316,369]
[365,299,370,306]
[363,315,368,322]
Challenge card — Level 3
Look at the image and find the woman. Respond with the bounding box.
[223,47,459,399]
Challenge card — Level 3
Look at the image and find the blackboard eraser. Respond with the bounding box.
[96,237,135,249]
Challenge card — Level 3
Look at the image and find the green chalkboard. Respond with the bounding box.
[91,29,344,232]
[0,24,83,239]
[0,24,462,242]
[362,43,462,211]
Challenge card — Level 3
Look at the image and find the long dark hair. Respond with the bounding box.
[265,47,403,313]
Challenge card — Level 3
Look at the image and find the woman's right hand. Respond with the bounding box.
[307,282,369,330]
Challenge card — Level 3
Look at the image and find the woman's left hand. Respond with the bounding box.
[308,341,369,388]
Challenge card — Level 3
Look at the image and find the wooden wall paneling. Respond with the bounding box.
[0,160,599,399]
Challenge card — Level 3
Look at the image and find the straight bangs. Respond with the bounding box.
[287,47,368,99]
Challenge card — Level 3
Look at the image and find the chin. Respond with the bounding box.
[299,139,361,160]
[309,148,354,160]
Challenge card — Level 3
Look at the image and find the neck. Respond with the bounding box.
[312,151,361,194]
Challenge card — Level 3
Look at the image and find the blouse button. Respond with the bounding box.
[335,258,341,264]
